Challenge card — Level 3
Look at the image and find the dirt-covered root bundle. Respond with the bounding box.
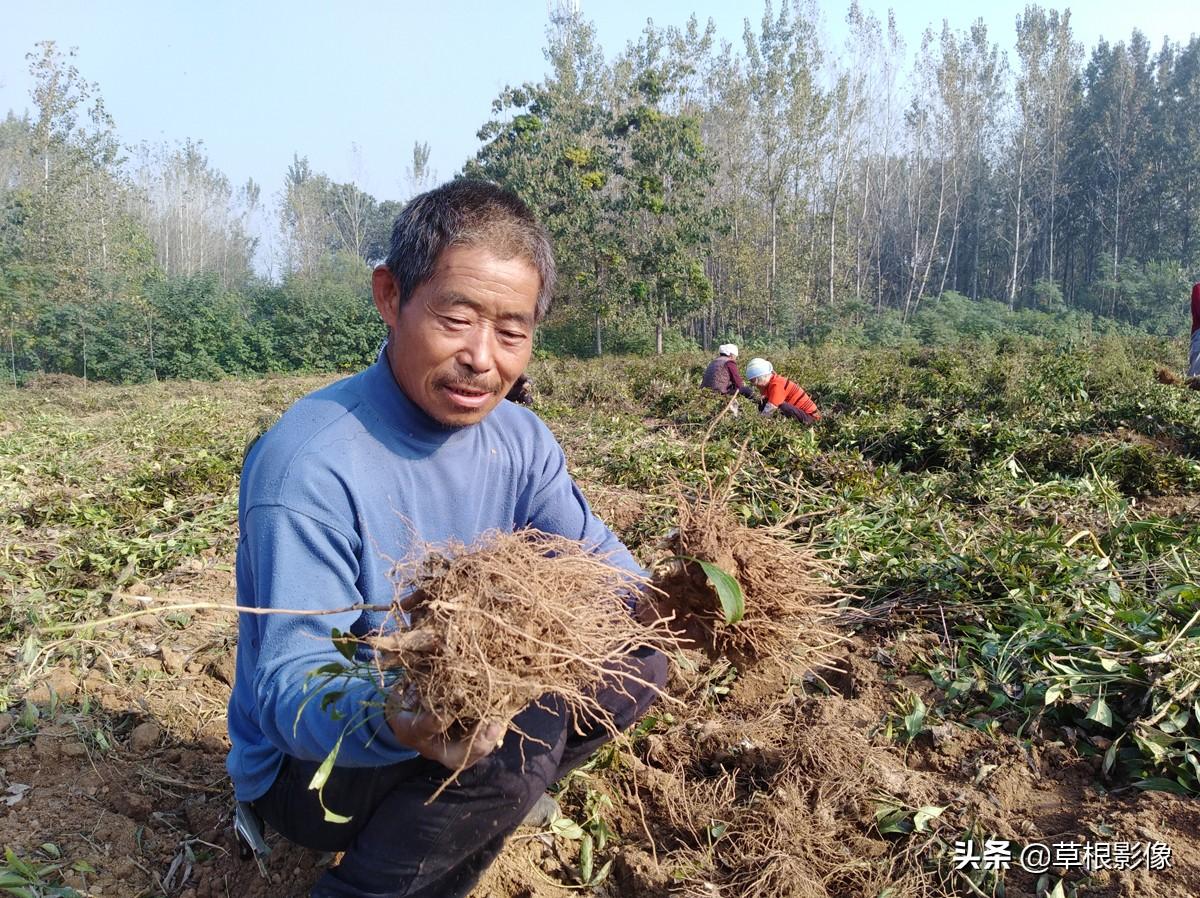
[703,709,940,898]
[1155,365,1200,390]
[628,700,943,898]
[367,529,677,746]
[650,493,842,664]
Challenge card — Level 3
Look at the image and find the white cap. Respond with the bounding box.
[718,343,738,358]
[744,358,773,381]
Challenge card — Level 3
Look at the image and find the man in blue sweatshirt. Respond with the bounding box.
[227,180,666,898]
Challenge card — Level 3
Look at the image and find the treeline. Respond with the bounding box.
[17,268,379,384]
[476,2,1200,354]
[0,43,398,383]
[2,4,1199,383]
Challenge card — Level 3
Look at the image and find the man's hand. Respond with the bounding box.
[385,687,505,771]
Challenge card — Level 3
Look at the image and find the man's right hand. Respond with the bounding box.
[384,688,505,771]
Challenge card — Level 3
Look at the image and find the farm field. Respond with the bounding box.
[1,334,1198,898]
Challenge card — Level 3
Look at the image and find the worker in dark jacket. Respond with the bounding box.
[701,344,755,415]
[744,358,821,424]
[506,373,534,405]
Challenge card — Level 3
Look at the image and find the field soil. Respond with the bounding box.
[3,351,1198,898]
[2,556,1197,898]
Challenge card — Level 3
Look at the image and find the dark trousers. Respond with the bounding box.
[779,402,817,424]
[253,647,667,898]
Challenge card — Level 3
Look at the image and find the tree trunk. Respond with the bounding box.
[1009,131,1027,310]
[1048,131,1058,282]
[8,312,17,387]
[769,197,777,334]
[1111,164,1121,317]
[828,175,841,306]
[149,313,158,381]
[914,159,948,313]
[902,141,926,322]
[854,158,872,302]
[938,165,964,297]
[79,309,88,385]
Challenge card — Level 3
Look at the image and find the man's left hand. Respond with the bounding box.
[384,689,506,771]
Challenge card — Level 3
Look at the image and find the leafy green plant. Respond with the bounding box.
[0,844,93,898]
[872,798,945,836]
[543,784,617,888]
[880,692,931,746]
[683,557,744,624]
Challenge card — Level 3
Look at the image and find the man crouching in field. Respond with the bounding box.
[226,180,666,898]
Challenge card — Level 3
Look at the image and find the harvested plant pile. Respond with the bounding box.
[694,701,938,898]
[652,489,841,663]
[580,657,950,898]
[368,529,677,741]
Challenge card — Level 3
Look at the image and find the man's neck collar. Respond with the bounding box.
[366,342,477,443]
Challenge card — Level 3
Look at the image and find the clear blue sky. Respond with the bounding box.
[2,0,1194,210]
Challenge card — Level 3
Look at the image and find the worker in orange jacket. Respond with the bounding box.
[743,358,821,424]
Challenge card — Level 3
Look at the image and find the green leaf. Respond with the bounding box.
[330,628,358,662]
[1134,777,1190,796]
[1102,737,1122,776]
[320,691,346,713]
[1086,696,1112,728]
[591,859,613,886]
[4,850,36,879]
[309,662,348,677]
[18,702,39,731]
[579,832,593,883]
[873,803,912,835]
[308,737,341,793]
[322,807,352,825]
[308,732,353,824]
[687,558,744,624]
[904,695,927,743]
[1044,683,1064,705]
[550,817,585,840]
[912,806,944,832]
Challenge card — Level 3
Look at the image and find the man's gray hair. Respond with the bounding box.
[385,179,556,321]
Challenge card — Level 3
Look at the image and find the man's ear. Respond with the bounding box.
[372,265,400,332]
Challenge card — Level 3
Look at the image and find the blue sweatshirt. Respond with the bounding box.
[226,353,641,802]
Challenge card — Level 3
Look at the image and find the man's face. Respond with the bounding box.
[372,244,539,427]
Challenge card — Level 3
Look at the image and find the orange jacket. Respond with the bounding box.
[759,373,820,420]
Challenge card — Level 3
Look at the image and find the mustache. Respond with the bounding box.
[436,374,500,394]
